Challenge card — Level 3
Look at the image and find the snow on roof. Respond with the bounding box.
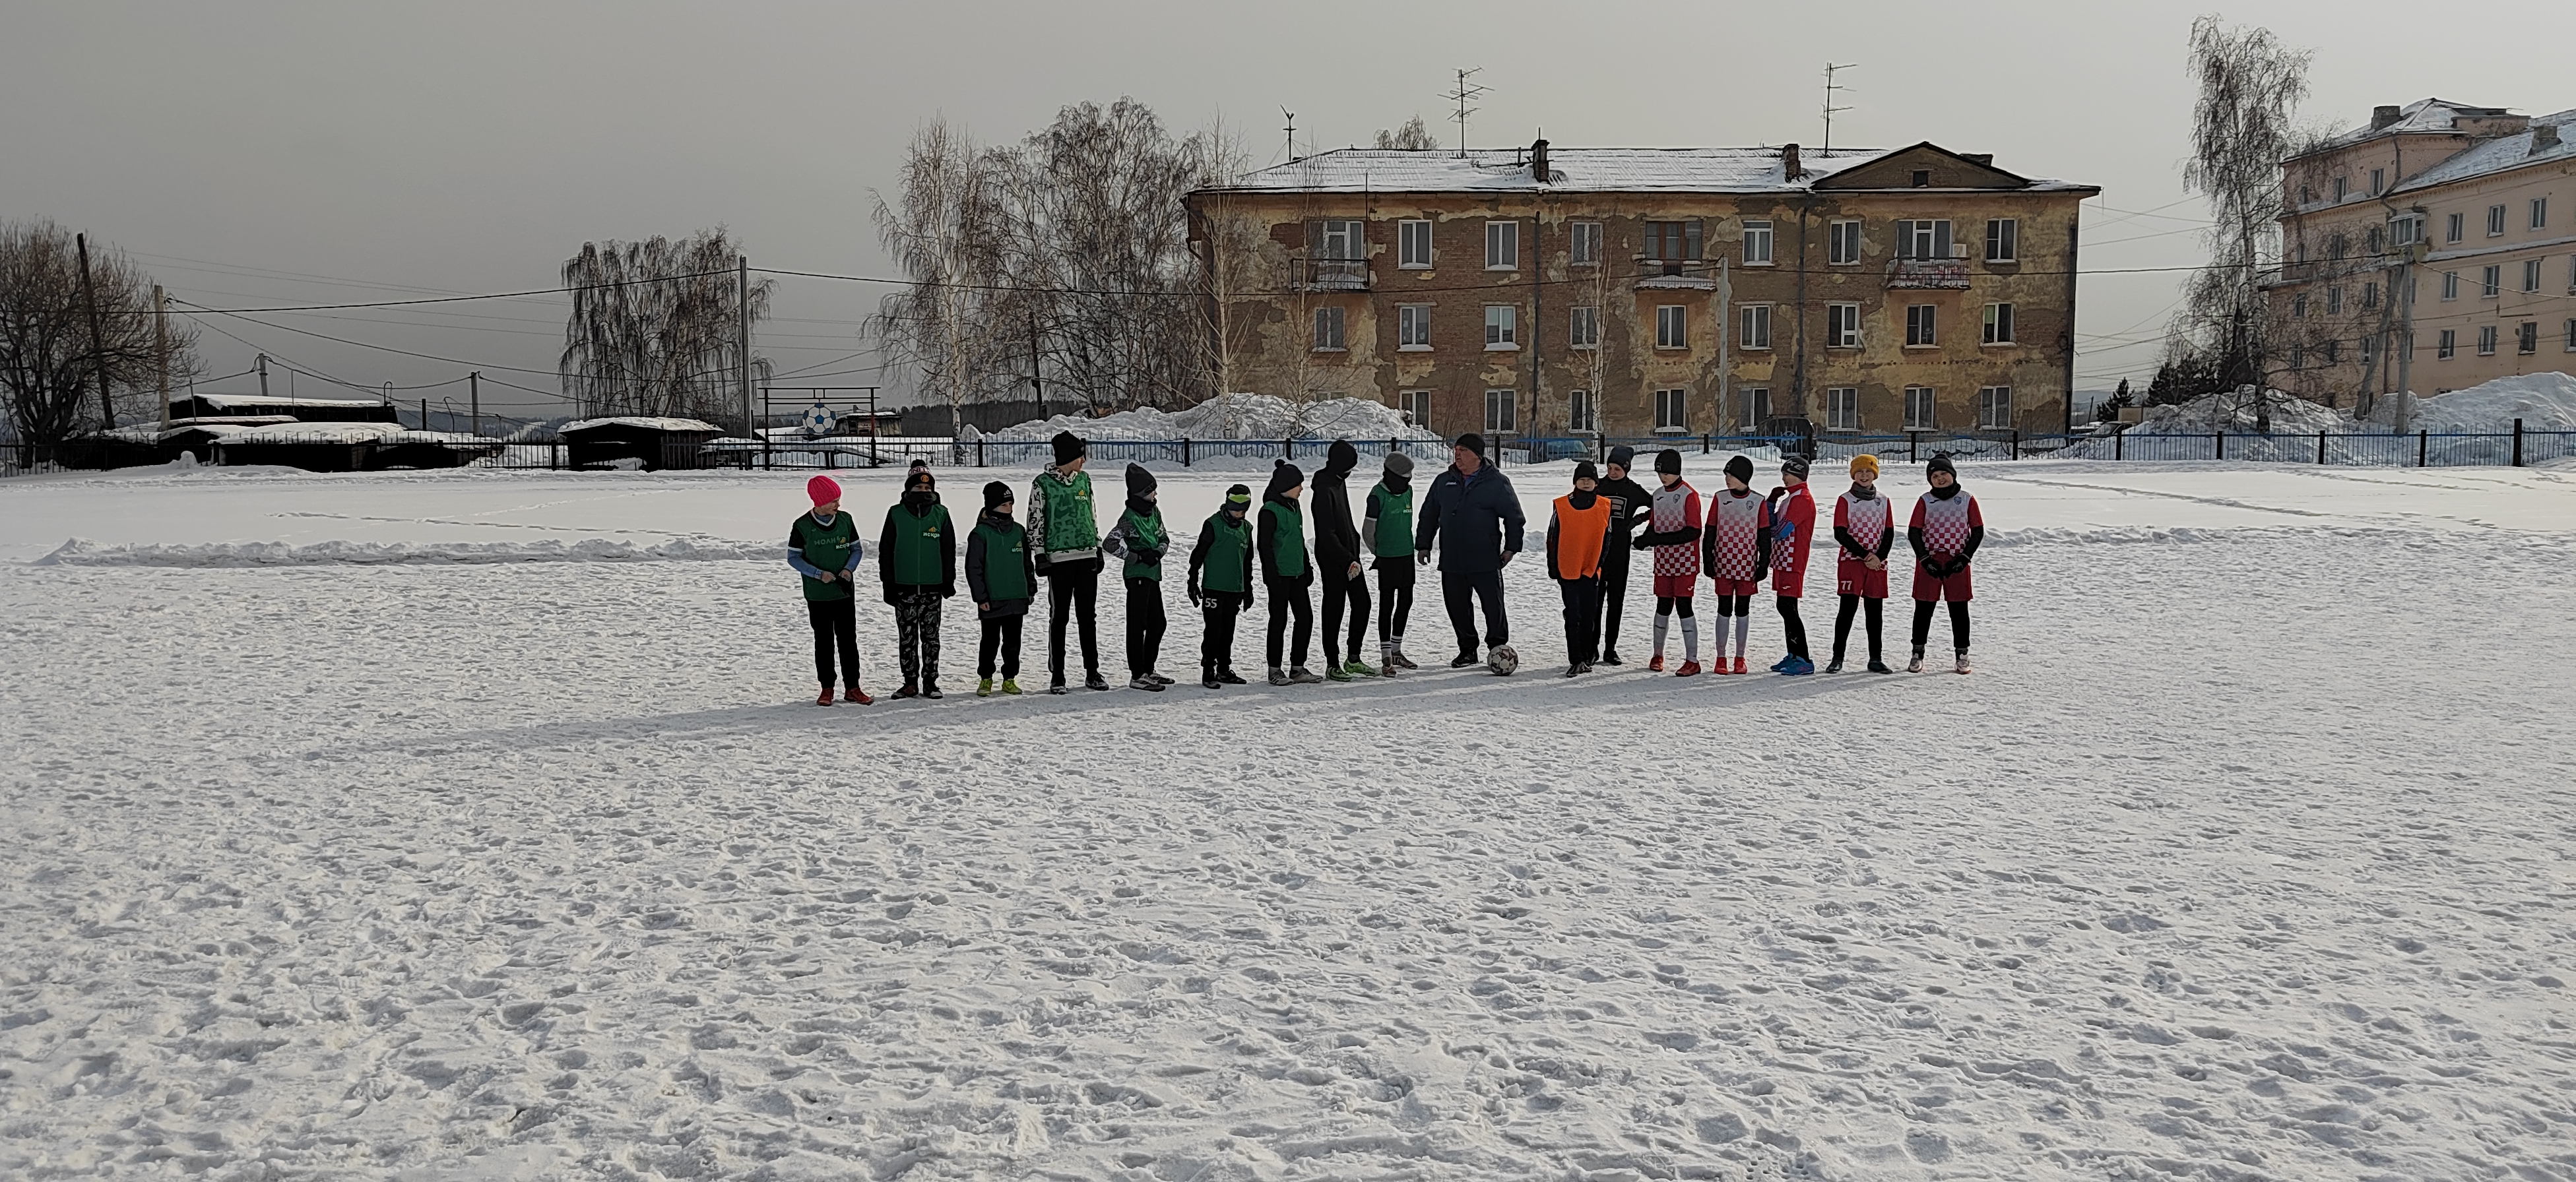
[558,416,723,435]
[2311,99,2515,153]
[183,392,385,410]
[2394,109,2576,192]
[227,421,413,444]
[1202,146,2090,196]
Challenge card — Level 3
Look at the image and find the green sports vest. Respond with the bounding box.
[1262,500,1307,580]
[884,503,950,586]
[1366,483,1415,558]
[1200,513,1251,594]
[1117,509,1167,582]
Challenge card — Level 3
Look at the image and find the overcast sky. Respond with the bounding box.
[7,1,2569,419]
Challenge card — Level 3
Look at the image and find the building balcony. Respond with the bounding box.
[1886,258,1972,290]
[1294,257,1370,292]
[1635,259,1716,290]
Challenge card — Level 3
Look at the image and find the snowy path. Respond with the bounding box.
[3,465,2573,1181]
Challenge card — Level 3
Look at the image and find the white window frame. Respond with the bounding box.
[1398,220,1434,268]
[1738,303,1773,350]
[1316,220,1365,261]
[1977,386,2013,430]
[2566,319,2576,352]
[2518,321,2539,355]
[2327,286,2344,316]
[1743,387,1772,429]
[2446,211,2465,243]
[1905,303,1937,348]
[1655,304,1688,350]
[1483,304,1518,349]
[2482,265,2502,298]
[1401,390,1433,430]
[1904,385,1937,431]
[1981,302,2015,345]
[2488,204,2507,237]
[2369,168,2385,197]
[2478,325,2498,356]
[1825,386,1859,431]
[1569,305,1600,350]
[2391,214,2423,247]
[1826,302,1861,348]
[1312,305,1345,352]
[1742,220,1775,266]
[2534,198,2551,231]
[2525,258,2544,293]
[2441,270,2460,301]
[2363,281,2378,310]
[1397,303,1433,350]
[2333,176,2350,202]
[1828,220,1862,265]
[1898,220,1953,260]
[2437,328,2457,359]
[2361,335,2377,369]
[2294,293,2309,318]
[1484,220,1518,270]
[1484,389,1517,434]
[1653,388,1688,433]
[1569,222,1602,266]
[1568,390,1597,433]
[1985,218,2018,263]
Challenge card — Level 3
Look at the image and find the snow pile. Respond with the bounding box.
[975,393,1435,443]
[2410,372,2576,433]
[2121,389,2355,435]
[40,536,761,567]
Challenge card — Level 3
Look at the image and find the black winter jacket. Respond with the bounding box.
[1414,461,1526,575]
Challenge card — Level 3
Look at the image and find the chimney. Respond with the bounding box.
[2535,124,2563,155]
[1781,142,1802,181]
[2371,105,2403,131]
[1530,137,1549,183]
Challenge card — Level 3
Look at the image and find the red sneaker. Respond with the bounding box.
[843,686,874,705]
[816,687,835,706]
[1731,657,1749,675]
[1675,660,1701,677]
[1648,654,1665,672]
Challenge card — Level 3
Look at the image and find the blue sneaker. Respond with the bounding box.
[1780,656,1815,676]
[1768,654,1795,672]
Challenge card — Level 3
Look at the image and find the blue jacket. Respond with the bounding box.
[1414,462,1525,575]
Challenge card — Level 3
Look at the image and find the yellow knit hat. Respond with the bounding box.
[1850,454,1881,480]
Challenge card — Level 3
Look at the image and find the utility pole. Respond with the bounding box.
[1443,68,1488,159]
[75,233,113,433]
[1717,258,1733,431]
[468,371,481,438]
[1280,108,1297,164]
[1821,63,1857,158]
[736,255,753,437]
[257,353,270,400]
[2393,249,2416,432]
[153,285,170,429]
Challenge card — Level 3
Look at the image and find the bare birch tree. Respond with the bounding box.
[872,117,1023,439]
[558,230,771,422]
[2173,16,2309,431]
[1190,117,1263,435]
[1,220,201,449]
[1374,117,1438,151]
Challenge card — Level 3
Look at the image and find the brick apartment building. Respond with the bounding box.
[1183,141,2097,441]
[2272,99,2576,407]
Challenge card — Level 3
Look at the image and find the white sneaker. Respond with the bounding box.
[1906,651,1925,673]
[1129,675,1165,692]
[1954,653,1973,675]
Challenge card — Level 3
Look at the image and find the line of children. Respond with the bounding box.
[1765,457,1817,675]
[1359,452,1418,675]
[1830,455,1895,673]
[1908,454,1982,675]
[1546,462,1615,676]
[1700,454,1773,675]
[1186,483,1256,688]
[1099,462,1173,691]
[1630,449,1704,676]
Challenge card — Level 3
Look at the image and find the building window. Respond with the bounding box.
[1642,220,1702,263]
[2290,342,2303,369]
[1485,220,1518,269]
[1312,305,1345,351]
[1981,302,2015,345]
[1739,303,1773,350]
[2361,335,2377,370]
[2367,227,2383,255]
[1911,169,1931,189]
[1569,305,1599,350]
[1829,220,1862,265]
[1397,304,1432,350]
[1653,388,1688,432]
[1905,303,1937,347]
[2535,198,2551,230]
[2322,340,2339,365]
[2482,265,2502,297]
[1483,305,1517,348]
[2362,282,2378,310]
[2525,258,2545,293]
[1978,386,2013,429]
[2478,325,2499,355]
[2566,319,2576,352]
[1743,387,1772,428]
[2488,204,2507,236]
[1825,387,1859,431]
[2438,328,2457,359]
[1312,220,1364,261]
[1826,303,1860,348]
[1568,390,1597,433]
[1398,220,1434,268]
[2294,293,2309,318]
[2447,212,2465,243]
[1401,390,1432,430]
[1485,389,1516,434]
[2442,270,2460,301]
[2333,176,2348,201]
[2519,321,2539,354]
[2327,286,2343,315]
[2328,233,2347,261]
[1655,304,1689,349]
[1897,220,1954,260]
[2369,168,2385,196]
[1984,218,2018,263]
[2391,214,2423,246]
[1743,220,1775,265]
[1904,385,1936,431]
[1569,222,1602,266]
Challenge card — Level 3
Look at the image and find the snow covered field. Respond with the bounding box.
[3,458,2573,1181]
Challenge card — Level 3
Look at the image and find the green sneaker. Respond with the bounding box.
[1326,664,1355,682]
[999,677,1022,695]
[976,677,993,698]
[1343,660,1375,679]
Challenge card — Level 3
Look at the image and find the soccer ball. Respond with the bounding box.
[802,402,837,437]
[1487,645,1518,676]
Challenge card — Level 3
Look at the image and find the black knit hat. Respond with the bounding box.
[1927,454,1957,479]
[1654,449,1683,476]
[1723,454,1755,484]
[1607,445,1636,471]
[982,480,1013,510]
[1454,432,1487,457]
[1050,431,1086,466]
[1124,461,1156,495]
[1265,458,1304,499]
[1780,455,1811,480]
[1572,461,1599,484]
[905,467,936,491]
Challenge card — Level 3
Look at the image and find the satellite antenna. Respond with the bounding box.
[1444,67,1489,159]
[1822,63,1857,157]
[1281,106,1297,163]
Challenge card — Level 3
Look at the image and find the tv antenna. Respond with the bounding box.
[1443,67,1489,159]
[1280,106,1297,163]
[1821,63,1857,157]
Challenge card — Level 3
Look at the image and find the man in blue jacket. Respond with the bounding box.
[1413,433,1524,667]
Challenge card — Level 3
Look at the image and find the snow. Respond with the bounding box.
[975,392,1437,443]
[224,421,414,445]
[556,417,724,435]
[2411,372,2576,432]
[179,392,385,411]
[4,459,2575,1180]
[1208,147,2095,195]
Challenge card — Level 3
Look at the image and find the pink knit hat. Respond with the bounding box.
[807,475,841,507]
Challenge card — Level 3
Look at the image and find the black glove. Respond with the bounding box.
[1630,533,1654,551]
[1187,581,1204,607]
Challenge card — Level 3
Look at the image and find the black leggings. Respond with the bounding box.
[1775,594,1809,659]
[1320,569,1368,665]
[1657,594,1696,617]
[1267,578,1314,669]
[1376,561,1415,644]
[1599,562,1630,652]
[978,613,1023,679]
[1202,591,1248,671]
[1124,578,1165,677]
[1912,600,1972,652]
[806,596,860,689]
[1833,595,1884,664]
[1714,593,1752,617]
[1045,563,1101,682]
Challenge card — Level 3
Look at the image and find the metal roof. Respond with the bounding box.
[1198,146,2090,197]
